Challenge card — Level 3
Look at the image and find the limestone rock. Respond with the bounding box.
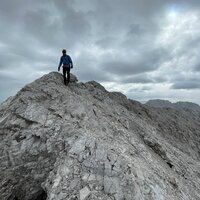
[0,72,200,200]
[80,186,91,200]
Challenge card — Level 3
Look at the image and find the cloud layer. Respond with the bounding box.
[0,0,200,104]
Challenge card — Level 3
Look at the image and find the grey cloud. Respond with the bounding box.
[120,75,154,84]
[195,65,200,71]
[95,37,116,49]
[92,0,165,19]
[0,0,91,52]
[101,47,171,76]
[141,86,152,91]
[0,1,25,21]
[171,80,200,89]
[0,53,21,69]
[0,41,57,71]
[77,69,110,83]
[0,0,200,104]
[118,74,167,84]
[22,9,70,48]
[102,61,147,75]
[0,74,27,102]
[50,1,91,48]
[127,24,144,37]
[74,52,111,82]
[74,64,111,83]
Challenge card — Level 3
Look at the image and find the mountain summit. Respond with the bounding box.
[0,72,200,200]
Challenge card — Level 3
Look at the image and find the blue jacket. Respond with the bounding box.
[58,55,73,68]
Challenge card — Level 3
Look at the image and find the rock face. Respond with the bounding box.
[0,72,200,200]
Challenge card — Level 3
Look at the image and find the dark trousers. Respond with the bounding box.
[63,67,70,85]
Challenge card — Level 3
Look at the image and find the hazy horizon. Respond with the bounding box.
[0,0,200,104]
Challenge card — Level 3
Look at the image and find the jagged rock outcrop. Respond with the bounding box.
[0,72,200,200]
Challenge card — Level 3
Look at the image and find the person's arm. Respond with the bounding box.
[68,56,73,68]
[58,56,63,71]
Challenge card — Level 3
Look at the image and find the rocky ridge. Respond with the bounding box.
[0,72,200,200]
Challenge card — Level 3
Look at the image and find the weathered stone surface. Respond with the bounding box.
[0,71,200,200]
[80,186,91,200]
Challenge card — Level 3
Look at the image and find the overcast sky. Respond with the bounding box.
[0,0,200,105]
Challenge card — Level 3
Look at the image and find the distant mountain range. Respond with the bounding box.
[146,99,200,112]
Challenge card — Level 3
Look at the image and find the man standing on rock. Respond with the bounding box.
[58,49,73,85]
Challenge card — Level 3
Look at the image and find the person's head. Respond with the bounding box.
[62,49,66,55]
